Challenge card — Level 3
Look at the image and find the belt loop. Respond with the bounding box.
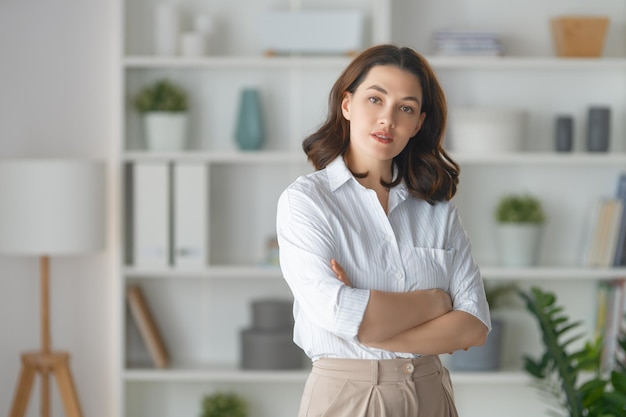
[371,360,379,385]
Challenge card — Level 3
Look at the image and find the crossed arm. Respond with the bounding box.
[331,259,489,355]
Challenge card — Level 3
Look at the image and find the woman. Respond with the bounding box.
[276,44,491,417]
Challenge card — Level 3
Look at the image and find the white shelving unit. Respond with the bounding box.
[117,1,626,416]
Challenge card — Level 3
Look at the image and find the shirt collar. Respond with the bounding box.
[326,156,353,192]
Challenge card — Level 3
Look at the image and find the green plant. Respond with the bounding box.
[134,79,188,113]
[485,282,518,310]
[495,194,546,224]
[519,286,626,417]
[200,392,248,417]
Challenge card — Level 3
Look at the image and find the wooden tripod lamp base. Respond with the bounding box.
[8,256,84,417]
[0,161,105,417]
[10,351,83,417]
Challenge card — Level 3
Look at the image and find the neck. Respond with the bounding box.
[344,152,393,187]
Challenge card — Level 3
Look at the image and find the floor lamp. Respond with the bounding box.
[0,159,105,417]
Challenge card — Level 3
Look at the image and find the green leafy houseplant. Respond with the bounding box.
[200,392,248,417]
[134,79,188,113]
[495,194,546,224]
[520,286,626,417]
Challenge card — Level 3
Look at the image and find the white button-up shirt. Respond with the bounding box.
[276,156,491,361]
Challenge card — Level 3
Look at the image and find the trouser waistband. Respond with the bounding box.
[312,355,442,385]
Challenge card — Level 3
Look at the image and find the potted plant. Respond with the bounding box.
[495,194,546,267]
[520,286,626,417]
[451,283,517,371]
[133,79,189,151]
[200,392,248,417]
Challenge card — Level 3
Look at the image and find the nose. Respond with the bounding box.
[378,106,395,128]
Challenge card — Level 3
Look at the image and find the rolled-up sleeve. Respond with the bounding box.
[447,205,492,331]
[277,187,370,342]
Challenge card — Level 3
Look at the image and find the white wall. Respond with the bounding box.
[0,1,116,416]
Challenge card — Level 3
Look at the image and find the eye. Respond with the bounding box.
[400,105,414,114]
[368,96,381,104]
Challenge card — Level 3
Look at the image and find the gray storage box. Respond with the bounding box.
[240,328,303,370]
[251,299,293,330]
[240,299,303,370]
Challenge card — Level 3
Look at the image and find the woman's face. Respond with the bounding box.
[341,64,426,167]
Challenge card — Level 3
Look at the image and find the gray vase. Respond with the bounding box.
[554,115,573,152]
[235,88,265,151]
[586,106,610,152]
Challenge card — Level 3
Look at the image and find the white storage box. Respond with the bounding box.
[449,107,527,153]
[258,10,364,55]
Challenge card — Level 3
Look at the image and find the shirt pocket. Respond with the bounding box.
[404,247,455,291]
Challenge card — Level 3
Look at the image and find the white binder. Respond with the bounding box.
[133,162,170,268]
[173,162,208,268]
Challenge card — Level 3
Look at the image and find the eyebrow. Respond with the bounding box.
[366,85,421,104]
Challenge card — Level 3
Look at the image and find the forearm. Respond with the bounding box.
[357,289,451,344]
[364,310,489,355]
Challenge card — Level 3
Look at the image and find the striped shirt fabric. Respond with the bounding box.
[276,156,491,361]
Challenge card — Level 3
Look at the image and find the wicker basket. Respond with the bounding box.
[551,16,609,57]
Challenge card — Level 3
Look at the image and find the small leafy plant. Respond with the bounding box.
[485,282,518,311]
[495,194,545,224]
[520,286,626,417]
[134,79,188,113]
[200,392,248,417]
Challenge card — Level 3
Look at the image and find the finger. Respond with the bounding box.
[330,259,350,285]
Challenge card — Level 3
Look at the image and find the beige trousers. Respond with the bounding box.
[298,355,458,417]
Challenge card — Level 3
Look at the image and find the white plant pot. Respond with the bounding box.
[496,223,543,267]
[143,112,188,151]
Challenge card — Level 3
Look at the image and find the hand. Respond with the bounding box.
[330,259,351,287]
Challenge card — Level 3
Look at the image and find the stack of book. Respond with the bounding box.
[595,280,625,373]
[432,29,504,56]
[127,285,169,368]
[582,173,626,268]
[590,173,626,373]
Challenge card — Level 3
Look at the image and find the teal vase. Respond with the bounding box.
[235,88,265,151]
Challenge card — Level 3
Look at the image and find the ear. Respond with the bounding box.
[341,92,352,121]
[412,112,427,137]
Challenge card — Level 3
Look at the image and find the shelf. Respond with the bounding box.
[123,264,626,281]
[122,150,626,165]
[429,56,626,70]
[124,364,309,383]
[124,265,283,279]
[124,364,530,385]
[450,370,530,385]
[452,152,626,165]
[122,150,307,164]
[482,266,626,280]
[124,55,352,70]
[124,55,626,71]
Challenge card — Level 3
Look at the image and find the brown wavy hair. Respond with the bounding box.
[302,44,459,203]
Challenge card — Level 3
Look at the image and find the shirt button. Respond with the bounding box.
[395,271,403,280]
[403,363,414,374]
[385,235,394,242]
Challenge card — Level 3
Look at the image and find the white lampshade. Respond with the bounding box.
[0,159,105,255]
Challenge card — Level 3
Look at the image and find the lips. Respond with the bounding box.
[371,131,393,143]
